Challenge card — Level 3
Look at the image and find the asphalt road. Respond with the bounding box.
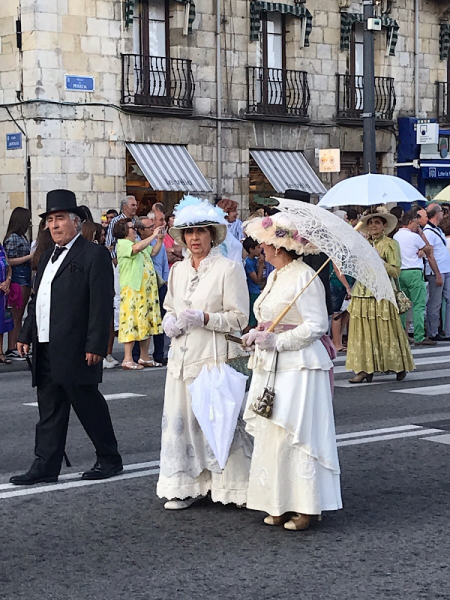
[1,344,450,599]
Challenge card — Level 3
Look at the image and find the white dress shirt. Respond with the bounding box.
[423,223,450,275]
[36,234,80,343]
[393,227,425,270]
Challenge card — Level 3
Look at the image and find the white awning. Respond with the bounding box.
[126,143,212,192]
[250,149,327,195]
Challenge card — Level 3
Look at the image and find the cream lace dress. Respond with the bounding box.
[156,247,252,504]
[244,259,343,516]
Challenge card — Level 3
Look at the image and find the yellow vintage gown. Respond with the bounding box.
[346,234,415,375]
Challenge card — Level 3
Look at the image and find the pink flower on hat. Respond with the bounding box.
[261,217,273,229]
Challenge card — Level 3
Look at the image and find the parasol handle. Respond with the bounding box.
[267,258,332,332]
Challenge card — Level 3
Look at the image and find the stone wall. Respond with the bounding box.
[0,0,449,235]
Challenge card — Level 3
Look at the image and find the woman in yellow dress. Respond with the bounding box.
[114,218,163,370]
[346,207,415,383]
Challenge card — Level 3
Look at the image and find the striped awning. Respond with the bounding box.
[250,1,313,47]
[127,143,212,192]
[250,150,326,195]
[340,12,399,57]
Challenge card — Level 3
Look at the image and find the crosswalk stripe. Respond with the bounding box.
[391,384,450,396]
[23,392,147,407]
[337,428,442,447]
[336,424,421,440]
[333,345,450,365]
[334,355,450,375]
[335,368,450,388]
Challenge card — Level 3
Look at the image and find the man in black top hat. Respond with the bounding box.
[10,189,122,485]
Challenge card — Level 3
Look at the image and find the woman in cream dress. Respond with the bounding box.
[157,198,251,510]
[243,213,342,531]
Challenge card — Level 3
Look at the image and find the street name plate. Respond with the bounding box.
[65,75,95,92]
[6,133,22,150]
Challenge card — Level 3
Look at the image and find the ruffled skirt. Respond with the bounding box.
[346,297,415,375]
[156,372,253,505]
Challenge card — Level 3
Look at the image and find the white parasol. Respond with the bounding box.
[188,333,248,469]
[317,173,426,208]
[274,198,397,307]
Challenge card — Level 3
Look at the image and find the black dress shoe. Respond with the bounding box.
[81,461,123,480]
[430,334,450,341]
[10,471,58,485]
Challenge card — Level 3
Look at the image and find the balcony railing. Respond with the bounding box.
[121,54,194,114]
[436,82,449,123]
[336,74,396,124]
[246,67,310,121]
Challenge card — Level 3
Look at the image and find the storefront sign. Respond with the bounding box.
[319,149,341,173]
[422,166,450,179]
[6,133,22,150]
[65,75,95,92]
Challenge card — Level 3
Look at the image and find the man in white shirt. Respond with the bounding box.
[11,189,122,485]
[394,210,435,346]
[423,203,450,340]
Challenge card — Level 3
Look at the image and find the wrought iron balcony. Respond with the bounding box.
[246,67,310,122]
[336,74,396,125]
[436,82,449,123]
[121,54,194,115]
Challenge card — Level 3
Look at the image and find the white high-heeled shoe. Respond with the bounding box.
[164,497,203,510]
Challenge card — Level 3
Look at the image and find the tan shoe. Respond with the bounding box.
[264,513,292,526]
[284,513,312,531]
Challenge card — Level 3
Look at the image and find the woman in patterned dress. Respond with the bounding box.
[114,218,163,370]
[346,207,415,383]
[242,212,342,531]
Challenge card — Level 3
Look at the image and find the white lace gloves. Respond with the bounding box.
[162,314,183,339]
[242,329,278,351]
[177,309,205,331]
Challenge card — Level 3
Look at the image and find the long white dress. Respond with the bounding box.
[244,259,343,516]
[156,247,252,505]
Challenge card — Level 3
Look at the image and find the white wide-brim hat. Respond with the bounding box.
[244,212,308,255]
[359,206,398,235]
[169,196,228,248]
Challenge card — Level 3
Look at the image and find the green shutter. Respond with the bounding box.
[340,12,399,57]
[125,0,195,34]
[440,23,450,61]
[250,1,313,47]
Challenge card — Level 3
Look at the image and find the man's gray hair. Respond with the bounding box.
[68,212,82,233]
[153,202,164,213]
[427,203,442,219]
[147,211,155,220]
[135,217,150,231]
[120,195,135,213]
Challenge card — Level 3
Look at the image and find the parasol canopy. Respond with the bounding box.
[274,198,397,306]
[318,174,426,208]
[433,185,450,203]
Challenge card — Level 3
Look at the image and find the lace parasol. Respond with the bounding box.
[275,198,397,306]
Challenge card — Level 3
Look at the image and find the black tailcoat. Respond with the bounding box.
[19,235,114,386]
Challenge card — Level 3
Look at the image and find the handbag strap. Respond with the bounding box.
[266,350,278,389]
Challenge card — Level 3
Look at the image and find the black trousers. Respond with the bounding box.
[33,343,122,477]
[153,283,167,362]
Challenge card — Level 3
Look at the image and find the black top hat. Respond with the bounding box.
[284,189,311,203]
[39,189,87,220]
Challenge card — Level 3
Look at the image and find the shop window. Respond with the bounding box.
[256,12,287,108]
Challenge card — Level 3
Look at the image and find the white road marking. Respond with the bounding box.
[422,433,450,445]
[0,468,160,500]
[23,392,147,407]
[335,368,450,388]
[333,345,450,365]
[0,460,160,492]
[336,424,422,440]
[334,355,450,375]
[391,384,450,396]
[337,428,441,447]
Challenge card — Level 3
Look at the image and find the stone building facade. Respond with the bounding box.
[0,0,449,235]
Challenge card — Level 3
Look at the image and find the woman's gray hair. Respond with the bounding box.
[68,212,82,233]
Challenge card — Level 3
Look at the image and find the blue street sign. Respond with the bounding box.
[422,166,450,179]
[6,133,22,150]
[65,75,95,92]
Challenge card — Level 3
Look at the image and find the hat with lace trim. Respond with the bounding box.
[359,205,398,235]
[244,212,311,255]
[169,196,228,247]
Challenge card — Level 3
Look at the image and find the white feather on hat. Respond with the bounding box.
[170,195,228,247]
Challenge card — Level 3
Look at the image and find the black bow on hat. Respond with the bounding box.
[39,189,86,221]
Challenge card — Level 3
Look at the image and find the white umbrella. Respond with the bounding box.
[188,359,248,470]
[318,174,426,208]
[274,198,397,306]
